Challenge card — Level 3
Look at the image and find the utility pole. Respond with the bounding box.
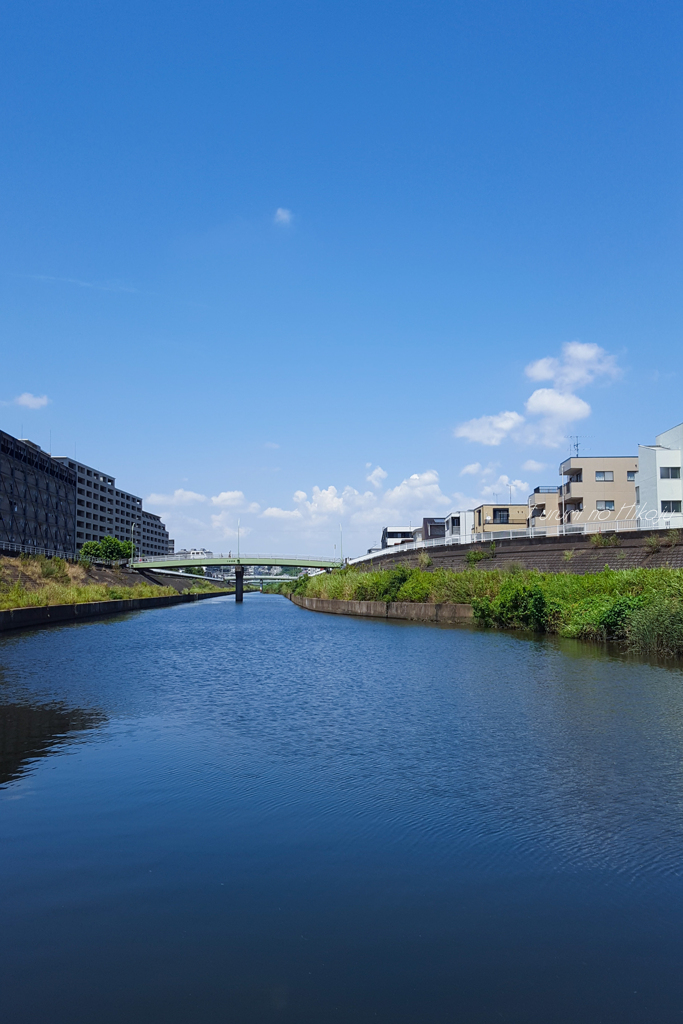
[340,523,343,564]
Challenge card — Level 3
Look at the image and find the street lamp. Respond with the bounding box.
[131,521,138,564]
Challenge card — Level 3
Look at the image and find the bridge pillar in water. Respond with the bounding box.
[235,566,244,603]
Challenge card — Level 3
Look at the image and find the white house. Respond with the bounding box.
[637,423,683,526]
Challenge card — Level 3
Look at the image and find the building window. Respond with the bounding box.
[596,501,615,511]
[627,471,636,482]
[595,471,614,482]
[660,467,681,479]
[492,508,509,524]
[661,501,682,513]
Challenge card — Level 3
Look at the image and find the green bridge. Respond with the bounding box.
[131,552,341,602]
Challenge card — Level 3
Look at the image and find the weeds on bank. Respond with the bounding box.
[0,580,178,610]
[279,563,683,655]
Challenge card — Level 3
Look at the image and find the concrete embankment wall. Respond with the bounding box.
[0,590,228,633]
[290,594,473,623]
[352,529,683,575]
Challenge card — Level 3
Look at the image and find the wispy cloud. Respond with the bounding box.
[13,392,49,409]
[366,465,387,488]
[480,475,529,500]
[522,459,547,473]
[455,411,524,446]
[146,489,207,506]
[25,274,138,293]
[264,442,280,449]
[274,208,293,225]
[460,462,482,476]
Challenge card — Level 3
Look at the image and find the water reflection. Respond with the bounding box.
[0,699,105,787]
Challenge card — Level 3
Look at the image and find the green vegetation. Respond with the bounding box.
[0,579,178,611]
[80,536,133,564]
[279,564,683,656]
[0,554,230,611]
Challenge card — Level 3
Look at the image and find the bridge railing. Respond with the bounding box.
[131,552,342,565]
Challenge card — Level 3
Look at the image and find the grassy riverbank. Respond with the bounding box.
[280,565,683,656]
[0,555,227,611]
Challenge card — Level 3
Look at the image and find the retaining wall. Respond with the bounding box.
[352,529,683,575]
[0,590,228,633]
[290,594,473,623]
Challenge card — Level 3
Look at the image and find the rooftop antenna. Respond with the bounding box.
[565,434,592,458]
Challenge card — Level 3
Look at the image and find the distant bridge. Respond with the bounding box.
[131,552,341,602]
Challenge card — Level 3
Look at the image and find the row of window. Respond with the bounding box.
[569,471,637,483]
[660,467,681,479]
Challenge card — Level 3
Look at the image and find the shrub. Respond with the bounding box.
[466,550,485,567]
[395,572,434,603]
[591,533,620,548]
[645,534,661,554]
[417,552,432,569]
[627,598,683,657]
[39,556,68,581]
[563,550,574,562]
[472,577,555,633]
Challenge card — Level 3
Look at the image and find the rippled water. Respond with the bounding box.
[1,594,683,1022]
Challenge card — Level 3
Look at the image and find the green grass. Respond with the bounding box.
[278,565,683,654]
[0,580,180,610]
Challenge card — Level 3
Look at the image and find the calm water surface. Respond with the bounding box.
[1,594,683,1023]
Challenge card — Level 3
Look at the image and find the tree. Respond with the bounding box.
[99,535,123,563]
[119,540,133,559]
[80,540,102,561]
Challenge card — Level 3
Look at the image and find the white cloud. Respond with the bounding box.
[146,489,207,506]
[382,470,450,510]
[460,462,482,476]
[525,388,591,421]
[14,392,49,409]
[262,507,302,519]
[366,465,388,488]
[274,208,292,225]
[455,410,525,446]
[211,490,246,507]
[455,341,620,449]
[480,475,529,500]
[525,341,619,390]
[522,459,546,472]
[293,490,307,503]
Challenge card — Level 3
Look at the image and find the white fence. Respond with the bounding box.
[348,515,683,566]
[0,540,75,560]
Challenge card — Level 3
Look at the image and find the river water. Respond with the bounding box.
[1,594,683,1023]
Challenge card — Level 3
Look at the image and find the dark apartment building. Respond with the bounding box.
[0,432,77,557]
[52,456,172,557]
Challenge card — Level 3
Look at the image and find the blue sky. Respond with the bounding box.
[2,1,682,555]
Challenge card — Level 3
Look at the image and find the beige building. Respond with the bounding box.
[472,503,529,535]
[528,457,638,527]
